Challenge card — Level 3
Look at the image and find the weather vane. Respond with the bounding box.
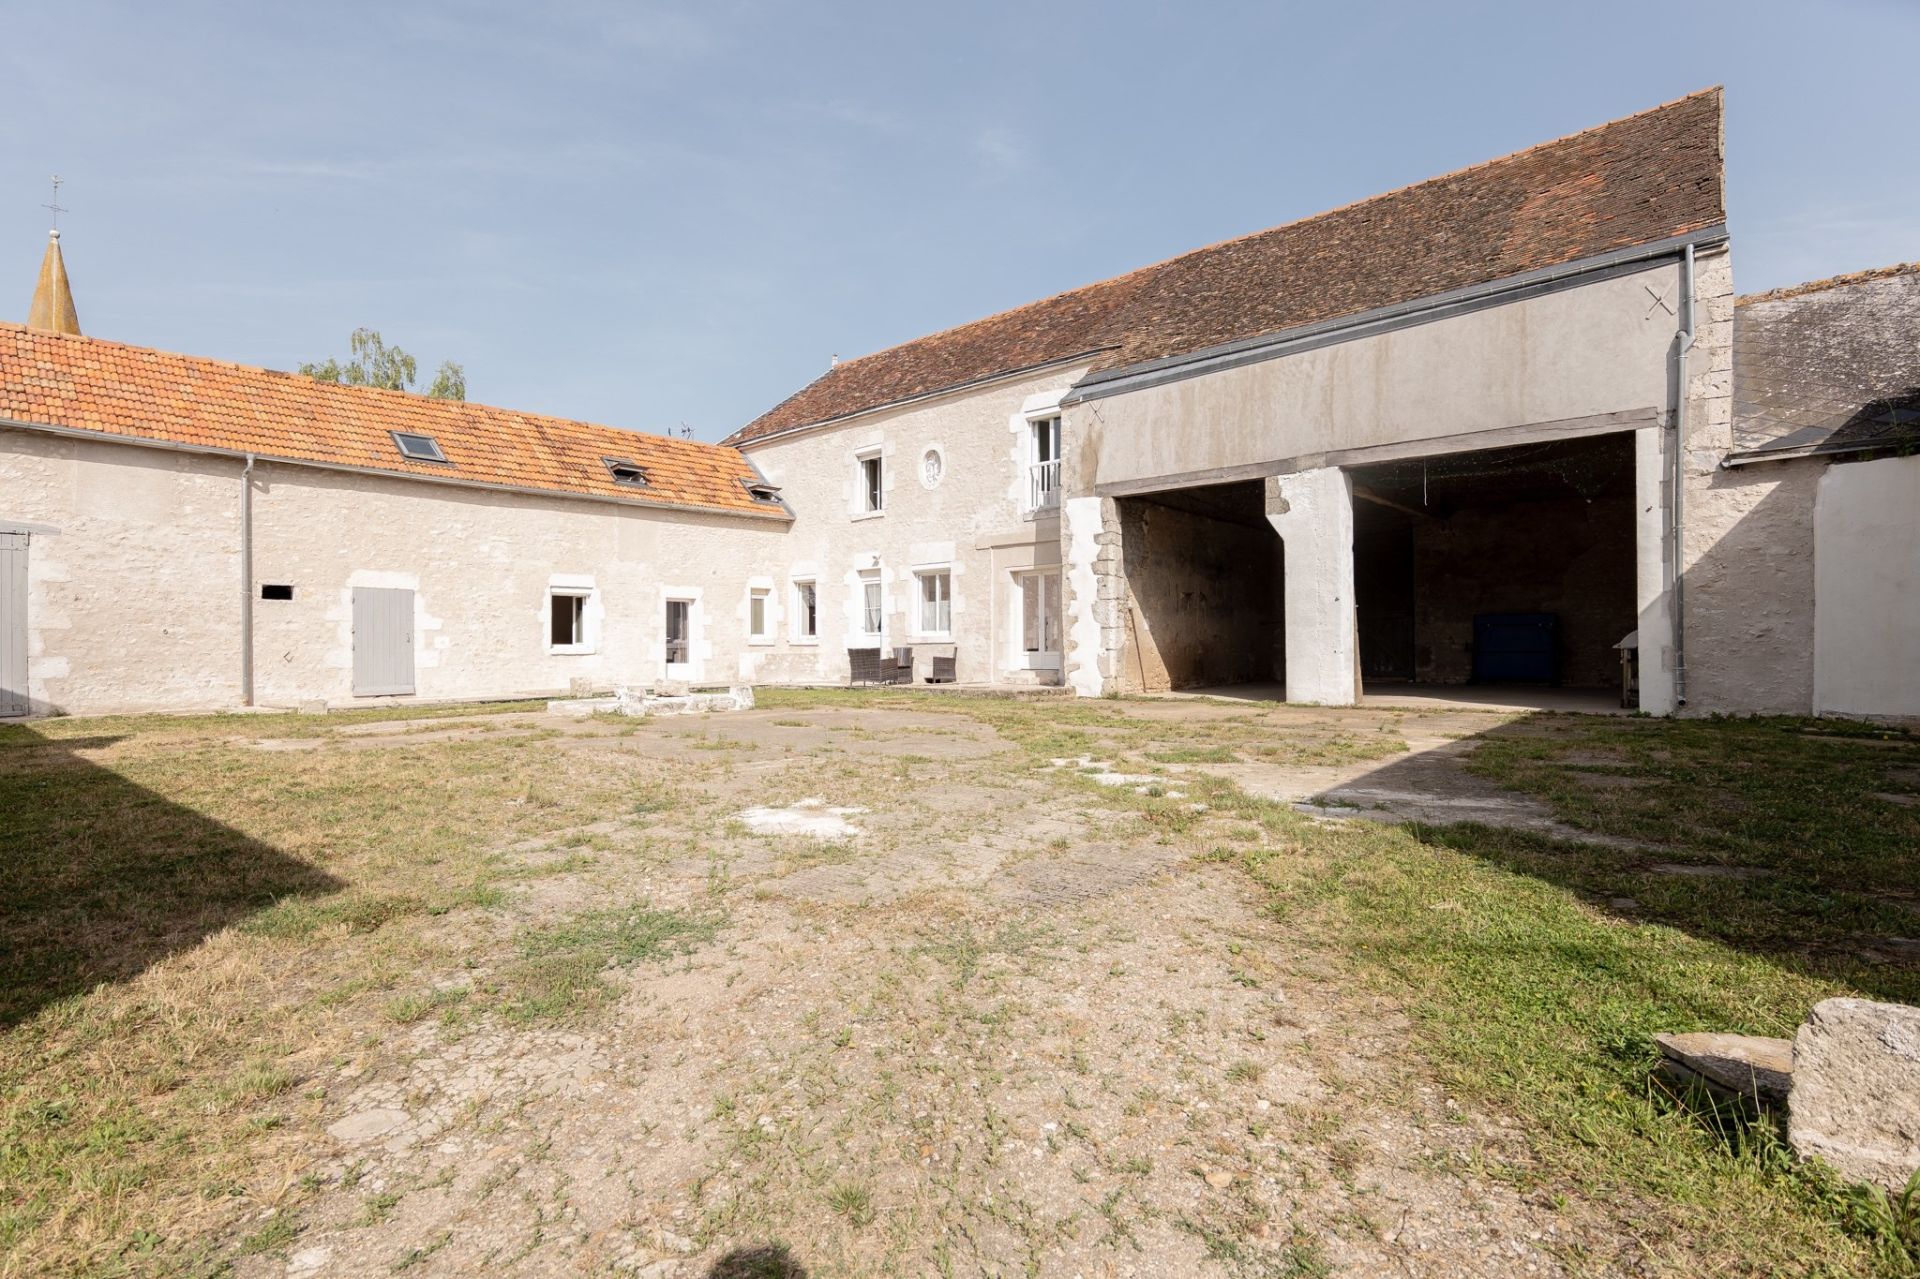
[43,175,68,231]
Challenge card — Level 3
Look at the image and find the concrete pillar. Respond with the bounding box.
[1265,467,1359,705]
[1634,425,1676,715]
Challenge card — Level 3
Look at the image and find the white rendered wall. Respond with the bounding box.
[1814,454,1920,719]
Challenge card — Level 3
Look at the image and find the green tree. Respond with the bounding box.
[299,328,465,401]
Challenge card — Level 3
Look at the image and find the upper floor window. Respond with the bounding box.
[1029,415,1061,511]
[858,451,884,514]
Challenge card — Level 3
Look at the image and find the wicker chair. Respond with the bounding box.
[889,646,915,684]
[847,648,888,686]
[928,653,957,684]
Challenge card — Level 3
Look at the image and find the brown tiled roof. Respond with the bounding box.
[1732,260,1920,458]
[0,323,786,519]
[1736,260,1920,308]
[726,88,1725,446]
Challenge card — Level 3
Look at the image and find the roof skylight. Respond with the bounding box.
[391,431,448,463]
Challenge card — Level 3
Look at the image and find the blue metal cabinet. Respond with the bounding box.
[1472,612,1557,683]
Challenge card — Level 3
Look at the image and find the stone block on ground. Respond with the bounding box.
[547,697,620,719]
[1654,1031,1791,1107]
[1789,997,1920,1190]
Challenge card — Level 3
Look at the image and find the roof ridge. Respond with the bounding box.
[788,87,1724,379]
[1736,260,1920,307]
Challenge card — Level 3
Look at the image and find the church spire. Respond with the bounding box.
[27,176,80,336]
[27,231,81,335]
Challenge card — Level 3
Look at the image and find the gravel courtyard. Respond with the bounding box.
[5,692,1913,1277]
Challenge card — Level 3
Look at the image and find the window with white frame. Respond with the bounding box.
[1028,414,1062,511]
[858,451,884,514]
[749,587,771,642]
[664,599,691,666]
[548,587,592,654]
[916,569,951,637]
[859,570,884,636]
[793,580,818,640]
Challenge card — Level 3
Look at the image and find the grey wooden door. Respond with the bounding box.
[352,586,415,696]
[0,533,26,717]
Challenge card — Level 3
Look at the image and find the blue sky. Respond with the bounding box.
[4,1,1915,440]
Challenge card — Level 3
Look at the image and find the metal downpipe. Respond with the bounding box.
[1672,245,1696,707]
[241,453,255,707]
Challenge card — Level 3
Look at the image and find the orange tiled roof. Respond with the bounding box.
[0,323,786,519]
[726,89,1725,446]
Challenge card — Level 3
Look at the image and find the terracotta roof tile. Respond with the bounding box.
[0,324,785,519]
[725,89,1725,446]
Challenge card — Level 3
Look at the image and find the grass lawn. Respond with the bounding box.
[1,691,1916,1276]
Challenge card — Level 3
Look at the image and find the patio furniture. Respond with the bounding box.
[890,646,915,684]
[925,645,957,683]
[848,647,888,686]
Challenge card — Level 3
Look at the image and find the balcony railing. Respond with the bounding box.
[1029,458,1061,511]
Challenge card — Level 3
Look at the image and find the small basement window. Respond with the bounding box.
[391,431,448,463]
[260,584,294,601]
[604,458,650,487]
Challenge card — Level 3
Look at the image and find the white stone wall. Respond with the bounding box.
[1678,245,1822,716]
[1,429,791,715]
[738,364,1088,686]
[249,464,788,707]
[2,431,243,714]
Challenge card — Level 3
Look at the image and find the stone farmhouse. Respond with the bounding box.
[3,88,1916,721]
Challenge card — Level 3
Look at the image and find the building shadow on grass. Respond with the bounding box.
[1297,707,1920,1007]
[0,724,342,1029]
[708,1243,807,1278]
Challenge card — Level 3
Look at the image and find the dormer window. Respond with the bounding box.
[743,479,783,505]
[391,431,448,463]
[604,458,650,487]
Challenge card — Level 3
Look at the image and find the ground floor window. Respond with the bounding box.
[917,569,951,636]
[665,599,690,666]
[549,588,590,654]
[749,587,770,641]
[794,580,817,640]
[860,571,884,637]
[1019,571,1060,656]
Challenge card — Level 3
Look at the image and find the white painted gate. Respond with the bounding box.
[0,533,25,717]
[352,586,416,697]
